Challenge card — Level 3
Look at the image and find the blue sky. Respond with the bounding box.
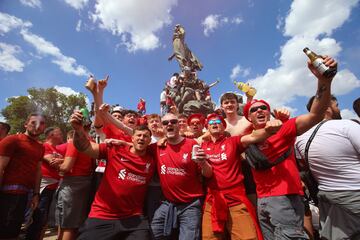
[1,0,359,120]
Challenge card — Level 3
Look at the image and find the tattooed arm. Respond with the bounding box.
[70,111,100,159]
[296,56,337,136]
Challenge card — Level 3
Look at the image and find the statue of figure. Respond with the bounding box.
[168,24,203,72]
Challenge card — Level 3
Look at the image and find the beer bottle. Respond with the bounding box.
[233,81,257,97]
[80,107,91,126]
[303,47,337,78]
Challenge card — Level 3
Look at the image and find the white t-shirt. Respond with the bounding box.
[295,120,360,191]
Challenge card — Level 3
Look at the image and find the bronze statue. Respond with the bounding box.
[168,24,203,72]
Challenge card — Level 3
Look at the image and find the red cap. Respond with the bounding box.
[243,99,271,121]
[205,113,227,129]
[187,113,205,126]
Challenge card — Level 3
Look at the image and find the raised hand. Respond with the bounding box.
[70,110,84,130]
[97,75,109,92]
[307,56,337,81]
[274,108,290,122]
[264,119,283,135]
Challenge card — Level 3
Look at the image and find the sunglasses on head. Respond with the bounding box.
[208,119,222,125]
[249,105,268,113]
[162,119,178,126]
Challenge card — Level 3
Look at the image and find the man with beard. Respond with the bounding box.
[150,113,212,240]
[243,55,337,240]
[295,95,360,240]
[25,127,64,240]
[69,111,156,240]
[0,113,46,239]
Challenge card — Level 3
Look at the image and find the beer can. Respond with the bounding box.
[191,144,200,160]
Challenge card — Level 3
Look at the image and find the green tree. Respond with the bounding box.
[1,87,88,135]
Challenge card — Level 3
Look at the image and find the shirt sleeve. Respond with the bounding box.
[231,135,246,153]
[280,117,297,139]
[344,120,360,155]
[65,141,78,158]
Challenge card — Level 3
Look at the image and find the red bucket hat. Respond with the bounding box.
[243,99,271,121]
[187,113,205,126]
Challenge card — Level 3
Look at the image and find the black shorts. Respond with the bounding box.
[78,215,150,240]
[0,192,28,238]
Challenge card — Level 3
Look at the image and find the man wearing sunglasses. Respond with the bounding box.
[201,113,283,240]
[150,113,212,240]
[243,56,337,240]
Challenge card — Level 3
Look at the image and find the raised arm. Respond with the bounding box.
[241,119,283,147]
[69,111,100,159]
[296,56,337,136]
[98,103,133,136]
[87,75,108,130]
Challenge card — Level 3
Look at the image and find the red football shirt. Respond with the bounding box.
[152,138,204,203]
[64,141,94,176]
[103,124,132,142]
[201,135,246,206]
[56,143,67,157]
[41,142,61,180]
[89,144,155,220]
[0,134,44,193]
[251,118,303,198]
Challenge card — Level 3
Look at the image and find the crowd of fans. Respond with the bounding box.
[0,54,359,240]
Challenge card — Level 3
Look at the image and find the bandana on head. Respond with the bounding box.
[205,113,227,129]
[243,99,271,122]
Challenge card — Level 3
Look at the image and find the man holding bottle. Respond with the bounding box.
[243,55,337,240]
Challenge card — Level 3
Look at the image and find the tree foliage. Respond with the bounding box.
[2,87,87,135]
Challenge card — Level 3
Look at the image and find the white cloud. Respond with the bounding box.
[54,85,91,108]
[232,17,243,25]
[247,0,360,109]
[202,14,221,37]
[276,15,284,30]
[202,14,243,37]
[230,64,250,80]
[284,0,359,37]
[91,0,177,52]
[0,42,25,72]
[341,109,359,120]
[20,29,90,76]
[0,12,32,35]
[0,13,90,76]
[63,0,89,10]
[19,0,42,8]
[76,20,82,32]
[54,85,81,96]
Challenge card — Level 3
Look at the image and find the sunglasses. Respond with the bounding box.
[162,119,178,126]
[208,119,222,125]
[249,105,268,113]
